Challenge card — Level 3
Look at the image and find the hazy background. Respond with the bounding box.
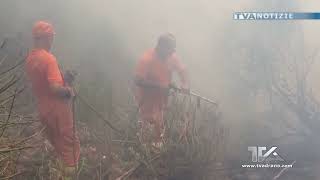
[1,0,320,164]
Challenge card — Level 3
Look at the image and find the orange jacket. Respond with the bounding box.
[26,49,68,117]
[134,49,187,107]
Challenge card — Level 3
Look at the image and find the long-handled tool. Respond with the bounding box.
[135,81,218,106]
[74,90,123,135]
[169,85,218,106]
[64,70,80,180]
[71,94,78,180]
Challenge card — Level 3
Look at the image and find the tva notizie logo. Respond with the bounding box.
[248,146,284,162]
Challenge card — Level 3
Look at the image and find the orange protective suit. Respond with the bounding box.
[135,49,187,142]
[26,46,80,166]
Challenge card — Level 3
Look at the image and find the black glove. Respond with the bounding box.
[64,70,77,85]
[180,87,190,94]
[168,83,178,90]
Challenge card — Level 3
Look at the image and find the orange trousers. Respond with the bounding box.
[138,92,167,143]
[41,106,80,167]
